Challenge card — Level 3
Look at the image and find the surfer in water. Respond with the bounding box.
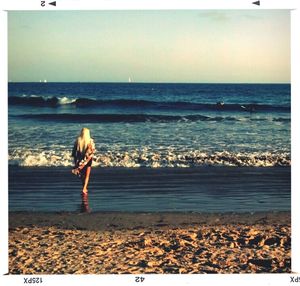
[71,127,95,195]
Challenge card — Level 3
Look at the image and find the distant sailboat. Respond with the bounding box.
[128,77,132,83]
[44,79,47,83]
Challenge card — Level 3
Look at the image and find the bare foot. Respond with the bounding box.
[82,189,88,195]
[72,168,80,175]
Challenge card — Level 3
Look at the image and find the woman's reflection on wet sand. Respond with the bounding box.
[80,193,90,213]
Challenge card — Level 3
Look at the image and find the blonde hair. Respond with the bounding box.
[76,127,91,154]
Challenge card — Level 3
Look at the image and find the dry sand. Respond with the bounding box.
[9,212,291,274]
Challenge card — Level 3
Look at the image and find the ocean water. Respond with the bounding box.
[8,82,291,168]
[9,166,291,212]
[8,83,291,213]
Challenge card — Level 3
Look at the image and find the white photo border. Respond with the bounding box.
[1,1,299,286]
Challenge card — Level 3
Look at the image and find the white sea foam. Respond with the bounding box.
[16,94,77,105]
[9,150,74,167]
[58,97,76,105]
[8,149,291,168]
[19,94,41,99]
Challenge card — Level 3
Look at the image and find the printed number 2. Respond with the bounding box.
[41,1,45,6]
[135,277,145,283]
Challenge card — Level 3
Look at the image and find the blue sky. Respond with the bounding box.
[8,10,290,83]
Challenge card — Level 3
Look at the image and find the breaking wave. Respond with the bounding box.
[8,95,290,112]
[9,149,291,168]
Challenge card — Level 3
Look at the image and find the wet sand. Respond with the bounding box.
[9,211,291,274]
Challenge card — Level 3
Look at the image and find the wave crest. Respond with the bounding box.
[9,95,290,112]
[9,149,291,168]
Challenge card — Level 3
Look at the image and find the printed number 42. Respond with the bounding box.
[135,277,145,283]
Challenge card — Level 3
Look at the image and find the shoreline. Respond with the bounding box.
[9,211,290,231]
[9,166,291,213]
[9,166,291,274]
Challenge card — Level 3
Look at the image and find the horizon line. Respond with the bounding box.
[7,81,291,85]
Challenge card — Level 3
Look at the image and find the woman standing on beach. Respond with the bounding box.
[72,127,95,195]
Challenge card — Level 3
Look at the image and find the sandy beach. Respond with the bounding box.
[9,212,291,274]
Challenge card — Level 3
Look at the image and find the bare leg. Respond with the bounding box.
[82,166,91,194]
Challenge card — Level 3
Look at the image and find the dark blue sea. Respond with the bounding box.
[8,83,291,212]
[8,82,290,168]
